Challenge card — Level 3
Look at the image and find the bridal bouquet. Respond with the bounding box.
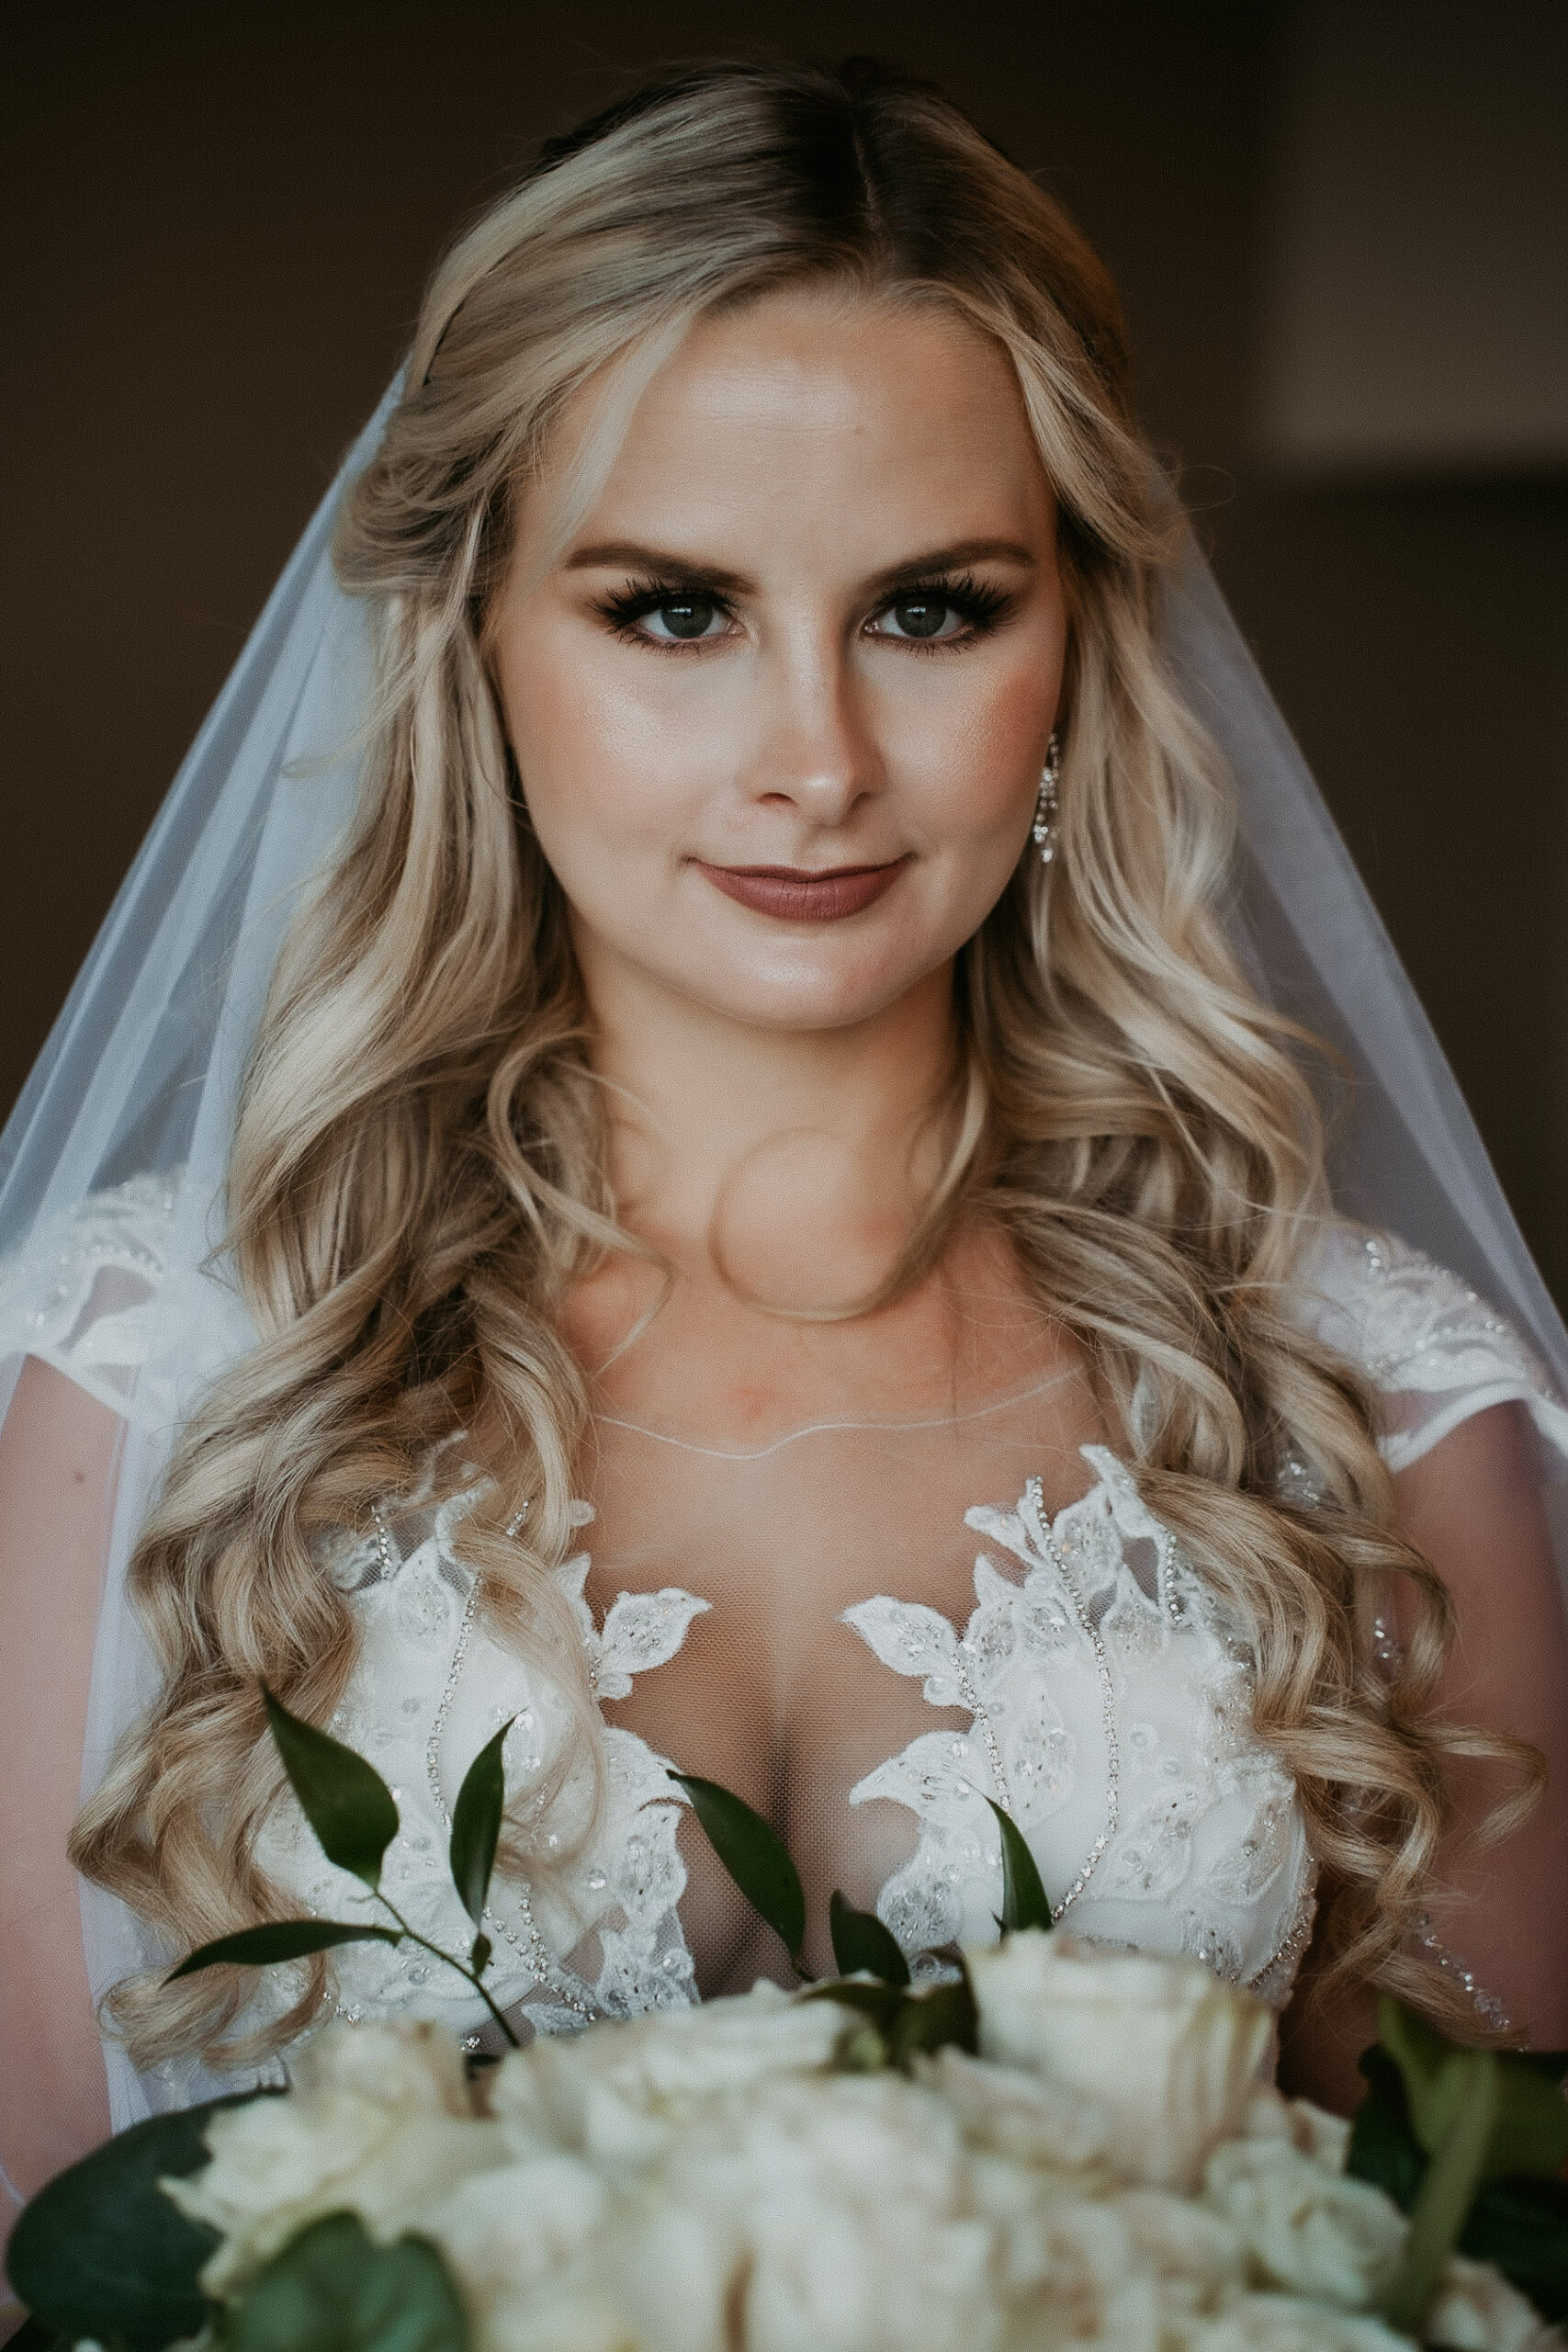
[9,1698,1567,2352]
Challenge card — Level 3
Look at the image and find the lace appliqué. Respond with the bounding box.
[845,1447,1317,2009]
[1302,1226,1568,1473]
[259,1480,707,2048]
[0,1171,178,1415]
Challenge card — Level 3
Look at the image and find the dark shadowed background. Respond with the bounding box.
[5,1,1566,1297]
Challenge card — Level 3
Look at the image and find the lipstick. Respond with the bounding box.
[695,857,910,922]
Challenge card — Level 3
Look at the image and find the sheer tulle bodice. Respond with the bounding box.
[12,1180,1566,2119]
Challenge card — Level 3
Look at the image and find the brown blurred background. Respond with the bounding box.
[5,1,1566,1297]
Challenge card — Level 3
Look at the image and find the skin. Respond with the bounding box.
[0,1363,117,2316]
[491,289,1069,1295]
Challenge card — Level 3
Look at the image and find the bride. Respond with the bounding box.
[3,56,1565,2232]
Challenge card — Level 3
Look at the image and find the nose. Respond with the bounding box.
[739,630,883,831]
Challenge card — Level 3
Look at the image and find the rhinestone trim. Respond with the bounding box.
[953,1653,1013,1815]
[1416,1912,1512,2034]
[1023,1474,1120,1916]
[417,1503,592,2023]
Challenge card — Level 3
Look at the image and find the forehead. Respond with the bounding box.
[536,288,1054,560]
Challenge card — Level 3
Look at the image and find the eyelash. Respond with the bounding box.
[592,570,1015,650]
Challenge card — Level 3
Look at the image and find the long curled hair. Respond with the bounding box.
[72,56,1536,2066]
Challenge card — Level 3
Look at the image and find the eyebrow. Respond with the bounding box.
[562,537,1039,594]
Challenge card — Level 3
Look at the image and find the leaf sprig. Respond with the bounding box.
[667,1770,1050,2070]
[167,1684,522,2050]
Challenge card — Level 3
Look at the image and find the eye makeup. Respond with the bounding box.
[590,566,1020,651]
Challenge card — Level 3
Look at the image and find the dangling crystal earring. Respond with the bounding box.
[1032,729,1062,865]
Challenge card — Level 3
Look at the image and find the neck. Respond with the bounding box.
[577,941,962,1303]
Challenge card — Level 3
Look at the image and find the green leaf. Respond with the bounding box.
[1377,1996,1467,2154]
[6,2089,276,2351]
[167,1917,404,1980]
[890,1965,980,2065]
[668,1771,807,1970]
[262,1682,400,1891]
[804,1977,908,2037]
[1378,1996,1568,2183]
[1349,2043,1568,2324]
[1483,2056,1568,2182]
[469,1931,492,1976]
[448,1718,513,1929]
[984,1796,1053,1933]
[1348,2044,1426,2212]
[828,1891,910,1986]
[804,1969,979,2072]
[1464,2177,1568,2324]
[220,2210,468,2351]
[1382,2044,1500,2337]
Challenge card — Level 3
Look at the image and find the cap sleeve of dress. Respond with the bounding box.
[0,1173,179,1421]
[1297,1222,1568,1475]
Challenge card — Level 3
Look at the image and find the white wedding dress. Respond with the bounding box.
[10,1179,1567,2116]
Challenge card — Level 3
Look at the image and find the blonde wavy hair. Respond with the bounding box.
[73,56,1534,2068]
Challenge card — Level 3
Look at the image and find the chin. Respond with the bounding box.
[675,958,939,1033]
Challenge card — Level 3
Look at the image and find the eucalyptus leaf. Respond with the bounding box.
[668,1770,807,1969]
[263,1682,400,1891]
[6,2089,276,2352]
[167,1918,403,1980]
[828,1890,910,1986]
[448,1717,513,1929]
[219,2210,468,2351]
[984,1796,1053,1933]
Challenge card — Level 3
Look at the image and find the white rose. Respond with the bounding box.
[1425,2255,1558,2352]
[965,1932,1271,2192]
[915,2044,1112,2176]
[1239,2086,1355,2179]
[1203,2138,1405,2310]
[423,2153,607,2312]
[481,2278,642,2352]
[1187,2289,1414,2351]
[971,2180,1137,2326]
[1116,2186,1250,2302]
[165,2018,505,2295]
[488,1982,849,2165]
[598,2194,751,2352]
[650,2072,1003,2352]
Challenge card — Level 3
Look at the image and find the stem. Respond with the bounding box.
[1382,2051,1498,2338]
[373,1891,522,2050]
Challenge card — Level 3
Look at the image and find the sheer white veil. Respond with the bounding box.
[1,381,1564,2127]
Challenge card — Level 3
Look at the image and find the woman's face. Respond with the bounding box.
[491,288,1067,1035]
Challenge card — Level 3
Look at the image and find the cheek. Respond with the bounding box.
[496,623,706,856]
[886,650,1061,847]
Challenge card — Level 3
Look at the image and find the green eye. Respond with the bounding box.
[888,597,952,639]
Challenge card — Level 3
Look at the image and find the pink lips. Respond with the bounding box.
[696,857,911,922]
